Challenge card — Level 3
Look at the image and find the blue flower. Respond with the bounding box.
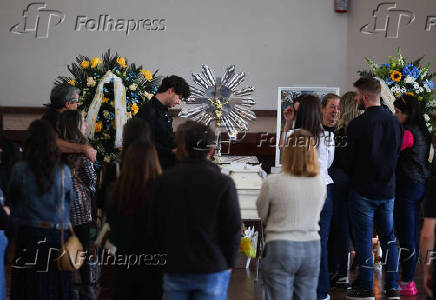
[425,80,434,90]
[380,63,391,69]
[386,77,394,85]
[128,71,136,79]
[402,64,420,79]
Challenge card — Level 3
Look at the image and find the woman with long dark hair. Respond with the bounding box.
[57,110,97,300]
[393,94,431,296]
[108,140,162,299]
[294,94,334,300]
[8,119,73,300]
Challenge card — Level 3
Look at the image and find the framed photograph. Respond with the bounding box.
[275,86,340,167]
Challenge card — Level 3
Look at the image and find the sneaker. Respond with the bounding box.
[332,275,350,289]
[399,281,418,296]
[346,288,375,300]
[385,289,400,299]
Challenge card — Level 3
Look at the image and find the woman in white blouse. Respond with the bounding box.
[286,95,335,300]
[258,129,326,300]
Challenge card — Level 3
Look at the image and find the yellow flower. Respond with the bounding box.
[103,110,110,118]
[405,92,414,96]
[130,103,139,115]
[80,60,90,69]
[390,70,402,82]
[104,155,111,163]
[91,57,102,68]
[68,79,75,86]
[101,96,109,103]
[140,70,153,82]
[95,121,103,133]
[116,57,127,68]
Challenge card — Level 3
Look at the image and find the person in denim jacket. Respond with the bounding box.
[8,120,73,300]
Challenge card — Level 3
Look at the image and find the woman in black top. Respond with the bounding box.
[328,91,360,288]
[393,94,431,296]
[108,141,162,300]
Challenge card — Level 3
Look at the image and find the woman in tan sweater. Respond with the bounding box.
[257,130,326,300]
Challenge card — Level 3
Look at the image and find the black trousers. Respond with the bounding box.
[74,223,92,285]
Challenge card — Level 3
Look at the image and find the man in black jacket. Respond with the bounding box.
[136,76,190,170]
[151,120,241,300]
[346,77,403,300]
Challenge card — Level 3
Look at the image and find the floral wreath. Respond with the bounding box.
[359,48,435,129]
[56,49,161,166]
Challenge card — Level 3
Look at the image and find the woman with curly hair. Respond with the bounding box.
[328,91,361,288]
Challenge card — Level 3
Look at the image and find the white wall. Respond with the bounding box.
[0,0,348,109]
[347,0,436,90]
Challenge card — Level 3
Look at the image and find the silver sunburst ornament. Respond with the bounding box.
[178,65,256,135]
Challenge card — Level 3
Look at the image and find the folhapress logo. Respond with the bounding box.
[361,2,415,38]
[10,2,65,39]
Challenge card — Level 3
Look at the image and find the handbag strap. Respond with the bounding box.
[60,167,77,248]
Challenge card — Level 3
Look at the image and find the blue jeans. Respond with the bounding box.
[163,270,231,300]
[349,189,399,290]
[263,240,320,300]
[317,184,333,299]
[394,181,426,282]
[328,168,351,276]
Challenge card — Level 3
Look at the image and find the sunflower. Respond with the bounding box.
[390,70,402,82]
[405,92,414,97]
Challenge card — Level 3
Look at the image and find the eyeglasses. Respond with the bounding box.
[68,97,79,104]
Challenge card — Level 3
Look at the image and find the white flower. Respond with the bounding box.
[418,87,424,94]
[144,91,154,100]
[87,77,96,87]
[413,82,420,90]
[129,83,137,91]
[104,155,111,163]
[424,114,430,122]
[404,76,415,84]
[427,100,436,109]
[400,87,407,94]
[391,85,401,94]
[424,83,432,93]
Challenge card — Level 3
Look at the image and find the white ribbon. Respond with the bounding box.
[375,77,395,114]
[85,70,127,148]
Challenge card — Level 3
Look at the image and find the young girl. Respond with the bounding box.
[57,110,97,300]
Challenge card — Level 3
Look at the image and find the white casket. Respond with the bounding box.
[215,156,264,219]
